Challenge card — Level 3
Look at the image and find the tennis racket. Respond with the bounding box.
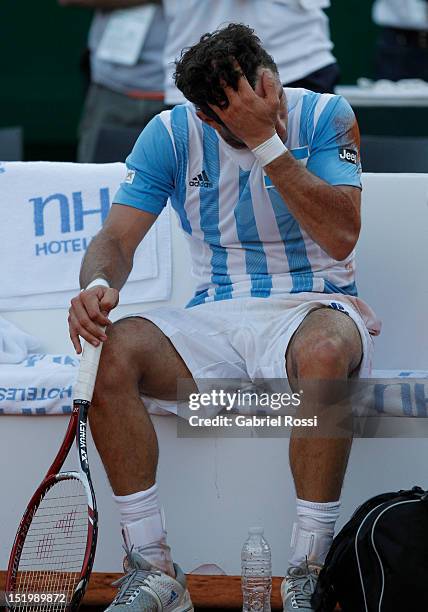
[5,335,105,611]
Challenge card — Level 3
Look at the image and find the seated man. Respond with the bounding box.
[68,24,380,612]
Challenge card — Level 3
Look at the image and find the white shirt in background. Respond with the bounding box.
[163,0,336,105]
[373,0,428,30]
[88,5,167,94]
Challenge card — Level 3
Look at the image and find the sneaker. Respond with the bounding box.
[281,562,322,611]
[106,547,194,612]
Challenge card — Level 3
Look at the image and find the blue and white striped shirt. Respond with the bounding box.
[114,88,362,307]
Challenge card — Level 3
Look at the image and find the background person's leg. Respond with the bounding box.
[284,62,341,94]
[90,316,197,574]
[77,84,167,163]
[285,308,362,568]
[374,27,428,82]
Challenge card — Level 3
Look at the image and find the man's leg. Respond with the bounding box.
[285,308,362,568]
[77,83,167,162]
[284,63,340,94]
[90,316,197,576]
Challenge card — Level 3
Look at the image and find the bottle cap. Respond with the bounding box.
[249,526,264,535]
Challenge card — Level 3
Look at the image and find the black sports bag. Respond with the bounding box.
[311,486,428,612]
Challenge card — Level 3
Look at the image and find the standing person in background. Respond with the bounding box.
[58,0,168,162]
[163,0,340,106]
[373,0,428,81]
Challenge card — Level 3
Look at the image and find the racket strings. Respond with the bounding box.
[12,478,89,612]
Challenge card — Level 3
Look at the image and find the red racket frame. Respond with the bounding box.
[6,398,98,611]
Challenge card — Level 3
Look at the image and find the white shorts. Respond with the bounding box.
[128,293,380,415]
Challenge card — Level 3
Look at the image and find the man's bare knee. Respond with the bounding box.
[93,318,159,401]
[287,309,362,380]
[93,316,195,404]
[294,335,351,377]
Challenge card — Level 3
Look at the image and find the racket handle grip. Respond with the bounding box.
[74,329,106,402]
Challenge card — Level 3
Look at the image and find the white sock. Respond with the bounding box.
[113,484,174,576]
[288,498,341,568]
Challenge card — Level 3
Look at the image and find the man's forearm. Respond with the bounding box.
[265,152,360,261]
[79,231,133,290]
[59,0,159,9]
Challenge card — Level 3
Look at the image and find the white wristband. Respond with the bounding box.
[251,133,288,167]
[84,277,110,291]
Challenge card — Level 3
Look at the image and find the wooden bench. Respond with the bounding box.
[0,571,341,610]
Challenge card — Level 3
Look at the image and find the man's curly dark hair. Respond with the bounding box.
[174,23,278,122]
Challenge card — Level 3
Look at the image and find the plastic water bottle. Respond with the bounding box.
[241,527,272,612]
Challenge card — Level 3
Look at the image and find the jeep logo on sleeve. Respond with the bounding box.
[339,148,358,165]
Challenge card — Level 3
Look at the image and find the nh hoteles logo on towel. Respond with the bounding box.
[0,162,167,306]
[30,188,110,257]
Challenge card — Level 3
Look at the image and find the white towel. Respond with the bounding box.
[0,360,427,417]
[0,317,40,364]
[0,354,76,414]
[0,162,171,310]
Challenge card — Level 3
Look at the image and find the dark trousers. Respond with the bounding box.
[284,62,341,94]
[78,83,168,162]
[375,27,428,81]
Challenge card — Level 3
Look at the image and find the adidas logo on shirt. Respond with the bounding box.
[189,170,213,188]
